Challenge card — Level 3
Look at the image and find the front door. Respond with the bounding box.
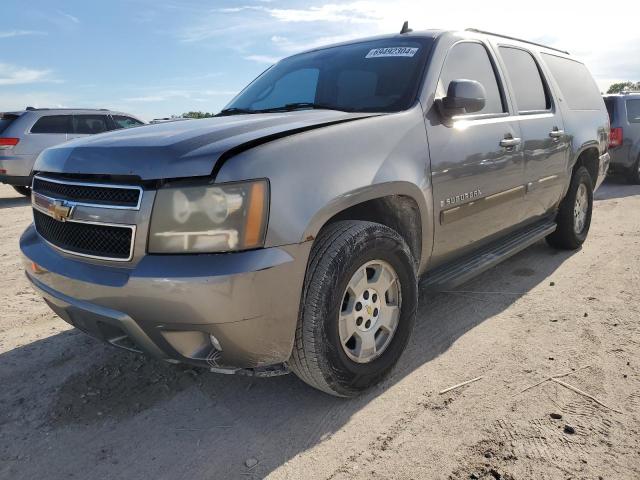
[426,40,525,264]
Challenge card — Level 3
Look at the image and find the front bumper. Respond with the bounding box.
[21,225,311,370]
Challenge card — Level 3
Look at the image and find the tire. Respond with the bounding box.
[12,186,30,197]
[546,166,593,250]
[628,156,640,185]
[289,220,418,397]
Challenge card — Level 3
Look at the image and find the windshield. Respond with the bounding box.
[224,37,434,114]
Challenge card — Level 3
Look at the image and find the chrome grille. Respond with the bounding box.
[34,210,134,260]
[31,175,140,261]
[33,176,142,209]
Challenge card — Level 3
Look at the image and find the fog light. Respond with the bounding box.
[209,334,222,351]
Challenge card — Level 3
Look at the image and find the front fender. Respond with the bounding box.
[214,105,434,272]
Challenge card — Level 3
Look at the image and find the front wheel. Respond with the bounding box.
[289,220,417,397]
[546,166,593,250]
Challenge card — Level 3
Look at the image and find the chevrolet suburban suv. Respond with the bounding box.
[20,28,610,397]
[0,108,144,196]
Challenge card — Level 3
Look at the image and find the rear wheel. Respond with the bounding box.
[546,166,593,250]
[629,156,640,185]
[289,220,417,397]
[12,186,30,197]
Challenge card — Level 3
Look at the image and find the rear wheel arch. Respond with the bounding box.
[571,146,599,185]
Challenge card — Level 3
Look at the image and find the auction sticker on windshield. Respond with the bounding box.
[365,47,419,58]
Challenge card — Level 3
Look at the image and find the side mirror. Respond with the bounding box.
[438,79,486,118]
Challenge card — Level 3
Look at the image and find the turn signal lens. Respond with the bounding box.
[0,138,19,150]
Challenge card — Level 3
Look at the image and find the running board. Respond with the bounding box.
[420,219,557,292]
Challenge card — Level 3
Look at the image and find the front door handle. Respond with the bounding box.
[500,137,521,148]
[549,129,565,138]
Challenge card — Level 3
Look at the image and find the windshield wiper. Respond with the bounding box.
[257,102,353,113]
[215,107,257,117]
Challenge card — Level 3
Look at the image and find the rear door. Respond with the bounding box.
[496,45,569,218]
[427,40,526,263]
[69,114,110,139]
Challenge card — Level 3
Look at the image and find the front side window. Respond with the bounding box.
[626,99,640,123]
[73,115,108,134]
[112,115,144,129]
[225,38,434,113]
[437,42,505,116]
[31,115,72,134]
[499,47,550,112]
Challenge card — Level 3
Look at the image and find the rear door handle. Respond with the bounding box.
[549,129,564,138]
[500,137,521,148]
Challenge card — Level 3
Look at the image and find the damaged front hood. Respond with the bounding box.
[34,110,377,181]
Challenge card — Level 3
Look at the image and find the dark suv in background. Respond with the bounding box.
[0,108,145,196]
[604,93,640,183]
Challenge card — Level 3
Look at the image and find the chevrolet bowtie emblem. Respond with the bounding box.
[33,192,75,222]
[49,200,74,222]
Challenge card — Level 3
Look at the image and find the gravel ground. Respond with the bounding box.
[0,178,638,480]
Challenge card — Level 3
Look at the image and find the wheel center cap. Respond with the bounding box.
[355,288,381,332]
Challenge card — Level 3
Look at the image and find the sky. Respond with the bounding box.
[2,0,639,121]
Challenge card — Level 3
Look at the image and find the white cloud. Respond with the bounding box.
[0,30,47,39]
[0,63,53,86]
[244,54,281,64]
[58,11,80,24]
[124,88,239,103]
[236,1,640,88]
[0,91,70,111]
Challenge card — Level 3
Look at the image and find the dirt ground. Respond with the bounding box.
[0,178,638,480]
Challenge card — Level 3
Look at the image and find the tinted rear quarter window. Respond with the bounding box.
[0,114,19,134]
[541,54,602,110]
[73,115,108,134]
[439,42,504,115]
[499,47,549,112]
[626,99,640,123]
[31,115,72,134]
[112,115,144,129]
[604,98,616,122]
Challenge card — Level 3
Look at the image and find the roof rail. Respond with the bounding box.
[23,107,112,112]
[465,28,570,55]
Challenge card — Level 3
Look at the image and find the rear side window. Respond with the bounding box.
[604,98,616,122]
[541,54,602,110]
[0,114,18,134]
[439,42,504,115]
[626,99,640,123]
[31,115,72,134]
[499,47,550,112]
[73,115,108,134]
[112,115,144,129]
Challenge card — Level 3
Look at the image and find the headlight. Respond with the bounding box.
[148,179,269,253]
